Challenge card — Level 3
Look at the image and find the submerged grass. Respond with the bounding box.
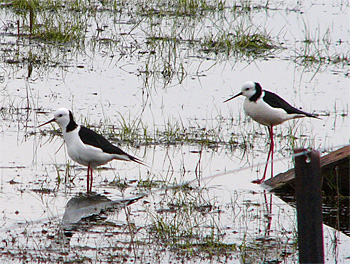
[1,0,347,88]
[0,2,348,263]
[9,0,87,43]
[0,177,299,263]
[1,0,285,88]
[292,22,350,76]
[135,0,226,17]
[199,25,281,59]
[79,114,231,148]
[149,186,229,257]
[294,39,350,72]
[38,105,320,161]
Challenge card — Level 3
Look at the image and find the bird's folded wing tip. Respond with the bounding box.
[132,157,149,167]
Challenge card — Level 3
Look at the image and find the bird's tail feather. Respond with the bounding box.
[128,154,148,167]
[307,112,321,119]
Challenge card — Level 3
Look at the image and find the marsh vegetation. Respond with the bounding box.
[0,0,349,263]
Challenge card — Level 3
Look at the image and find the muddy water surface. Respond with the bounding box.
[0,0,349,263]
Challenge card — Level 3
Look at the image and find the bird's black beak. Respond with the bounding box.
[223,92,243,103]
[37,118,55,128]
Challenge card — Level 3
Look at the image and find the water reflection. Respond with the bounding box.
[59,193,146,244]
[274,193,350,237]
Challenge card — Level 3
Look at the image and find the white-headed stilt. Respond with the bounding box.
[39,108,145,192]
[224,81,318,184]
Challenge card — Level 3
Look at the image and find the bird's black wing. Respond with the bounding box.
[263,91,317,118]
[79,126,144,164]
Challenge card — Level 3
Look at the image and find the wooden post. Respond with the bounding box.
[294,149,324,264]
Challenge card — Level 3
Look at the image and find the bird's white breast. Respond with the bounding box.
[243,97,288,126]
[62,126,115,167]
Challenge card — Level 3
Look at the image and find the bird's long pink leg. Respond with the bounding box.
[270,126,274,179]
[252,125,273,184]
[89,166,93,192]
[87,165,90,193]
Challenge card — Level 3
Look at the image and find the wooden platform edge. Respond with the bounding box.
[263,145,350,191]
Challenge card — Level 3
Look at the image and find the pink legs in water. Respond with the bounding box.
[252,126,274,184]
[86,165,93,193]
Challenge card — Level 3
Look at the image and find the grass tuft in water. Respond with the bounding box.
[200,26,281,58]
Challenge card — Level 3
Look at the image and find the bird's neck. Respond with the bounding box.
[66,119,78,132]
[62,125,80,144]
[249,90,264,102]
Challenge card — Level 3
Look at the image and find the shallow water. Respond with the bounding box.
[0,0,349,263]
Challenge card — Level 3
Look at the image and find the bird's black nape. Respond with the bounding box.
[249,82,263,102]
[66,110,78,132]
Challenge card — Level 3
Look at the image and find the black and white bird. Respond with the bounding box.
[224,81,318,184]
[39,108,145,192]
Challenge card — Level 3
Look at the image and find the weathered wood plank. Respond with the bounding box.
[264,145,350,195]
[294,150,324,263]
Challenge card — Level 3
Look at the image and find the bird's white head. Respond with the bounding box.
[240,81,258,98]
[53,108,71,129]
[224,81,261,103]
[38,108,75,131]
